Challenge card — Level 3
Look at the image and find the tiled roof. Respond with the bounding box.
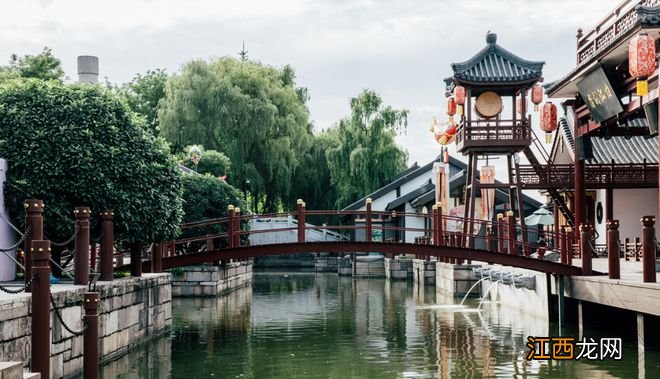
[385,181,435,211]
[449,33,544,84]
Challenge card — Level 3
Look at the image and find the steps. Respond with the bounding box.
[0,362,40,379]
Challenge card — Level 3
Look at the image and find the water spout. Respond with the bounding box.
[459,276,489,307]
[478,279,503,309]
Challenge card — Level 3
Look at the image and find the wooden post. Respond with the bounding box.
[83,292,100,379]
[580,224,592,275]
[100,210,114,281]
[24,199,44,291]
[151,243,162,273]
[437,203,443,247]
[130,242,142,277]
[553,203,560,249]
[497,213,504,253]
[234,207,241,248]
[607,220,621,279]
[560,226,567,264]
[507,211,516,255]
[365,198,372,242]
[432,205,438,246]
[31,240,50,379]
[486,226,496,252]
[641,216,656,283]
[227,205,235,249]
[566,227,574,266]
[295,199,305,243]
[169,241,175,257]
[74,207,90,285]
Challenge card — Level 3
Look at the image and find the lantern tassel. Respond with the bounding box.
[449,115,454,124]
[534,104,539,112]
[637,79,649,96]
[545,133,552,144]
[458,104,463,116]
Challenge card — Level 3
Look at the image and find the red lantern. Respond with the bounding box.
[454,86,466,115]
[540,102,557,143]
[531,85,544,112]
[446,96,457,123]
[629,32,656,96]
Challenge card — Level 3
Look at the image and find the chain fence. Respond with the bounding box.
[0,274,36,294]
[50,294,87,343]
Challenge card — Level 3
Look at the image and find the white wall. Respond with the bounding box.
[612,188,660,243]
[594,189,607,245]
[0,159,16,281]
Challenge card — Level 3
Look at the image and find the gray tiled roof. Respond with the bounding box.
[450,33,544,84]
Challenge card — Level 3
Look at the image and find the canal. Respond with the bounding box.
[97,272,658,378]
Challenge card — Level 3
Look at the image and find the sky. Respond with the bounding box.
[0,0,622,173]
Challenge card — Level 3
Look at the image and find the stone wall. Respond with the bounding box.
[171,261,252,297]
[435,263,479,296]
[0,273,171,378]
[412,259,436,286]
[314,256,339,272]
[384,257,413,280]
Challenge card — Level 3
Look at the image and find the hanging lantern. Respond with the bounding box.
[540,102,558,143]
[453,86,466,115]
[629,32,657,96]
[531,85,544,112]
[446,96,457,123]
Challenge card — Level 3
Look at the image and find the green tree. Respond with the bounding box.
[0,79,182,243]
[326,90,408,207]
[7,47,64,81]
[180,145,232,177]
[120,69,168,135]
[159,57,311,211]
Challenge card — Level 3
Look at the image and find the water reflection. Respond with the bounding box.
[100,272,657,378]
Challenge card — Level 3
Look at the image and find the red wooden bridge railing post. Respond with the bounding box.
[130,241,142,277]
[566,226,574,266]
[169,241,175,257]
[486,226,496,252]
[100,210,114,281]
[74,206,90,285]
[297,199,306,243]
[507,211,516,255]
[31,239,51,379]
[83,291,100,379]
[497,213,504,253]
[365,198,372,242]
[234,207,241,248]
[151,243,162,273]
[431,204,437,246]
[580,224,592,275]
[227,205,235,249]
[641,216,656,283]
[607,220,621,279]
[560,226,567,264]
[24,199,44,291]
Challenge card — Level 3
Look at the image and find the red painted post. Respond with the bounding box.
[538,247,546,260]
[365,198,372,242]
[580,224,592,275]
[497,213,504,253]
[607,220,621,279]
[432,204,438,246]
[130,242,142,277]
[234,207,242,248]
[227,205,235,248]
[169,241,175,257]
[83,292,99,379]
[100,211,114,281]
[24,199,44,291]
[437,203,444,247]
[31,240,50,379]
[566,226,574,266]
[74,206,90,285]
[297,199,306,243]
[151,243,162,273]
[560,226,567,264]
[507,211,516,255]
[641,216,656,283]
[486,226,496,252]
[90,242,97,273]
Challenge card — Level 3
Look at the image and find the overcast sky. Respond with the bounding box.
[1,0,620,170]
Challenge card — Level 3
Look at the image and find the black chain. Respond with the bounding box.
[0,274,35,294]
[49,223,80,247]
[0,223,32,252]
[50,294,87,342]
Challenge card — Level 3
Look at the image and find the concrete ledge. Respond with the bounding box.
[170,261,252,297]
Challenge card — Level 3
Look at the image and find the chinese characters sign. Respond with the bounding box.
[576,66,623,123]
[526,336,622,361]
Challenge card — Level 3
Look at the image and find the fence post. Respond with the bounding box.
[365,198,372,242]
[83,291,99,379]
[566,227,574,266]
[151,243,162,273]
[497,213,504,253]
[100,211,114,281]
[607,220,620,279]
[297,199,305,243]
[432,205,438,247]
[560,226,567,264]
[130,242,142,277]
[74,207,90,285]
[486,226,496,252]
[580,224,592,276]
[227,205,235,249]
[641,216,656,283]
[31,239,50,379]
[437,203,444,248]
[24,199,44,291]
[234,207,241,248]
[507,211,516,255]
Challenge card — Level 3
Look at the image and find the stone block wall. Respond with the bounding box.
[435,263,479,296]
[385,257,413,280]
[0,273,171,378]
[171,261,252,297]
[412,259,436,286]
[314,256,339,272]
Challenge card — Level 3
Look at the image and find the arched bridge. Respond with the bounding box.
[124,205,595,277]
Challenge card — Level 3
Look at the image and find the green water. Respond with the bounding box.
[100,272,659,378]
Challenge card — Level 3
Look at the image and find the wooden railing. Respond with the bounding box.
[456,117,532,151]
[515,162,658,189]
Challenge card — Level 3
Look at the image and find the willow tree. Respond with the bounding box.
[159,58,311,211]
[326,90,408,208]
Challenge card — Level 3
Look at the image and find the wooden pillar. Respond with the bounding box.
[497,213,505,253]
[507,211,516,255]
[641,216,656,283]
[580,224,592,275]
[83,292,100,379]
[234,207,241,248]
[24,199,44,290]
[607,220,620,279]
[513,154,528,255]
[462,154,474,243]
[130,242,142,277]
[486,226,496,252]
[507,155,516,218]
[467,154,479,249]
[553,203,560,249]
[432,205,438,246]
[31,240,51,379]
[606,188,613,222]
[365,198,372,242]
[560,226,567,264]
[151,243,162,273]
[227,205,235,249]
[566,227,574,266]
[297,200,305,243]
[74,207,90,285]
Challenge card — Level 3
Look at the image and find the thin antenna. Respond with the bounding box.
[239,41,248,61]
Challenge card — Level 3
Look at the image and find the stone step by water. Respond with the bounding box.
[0,361,40,379]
